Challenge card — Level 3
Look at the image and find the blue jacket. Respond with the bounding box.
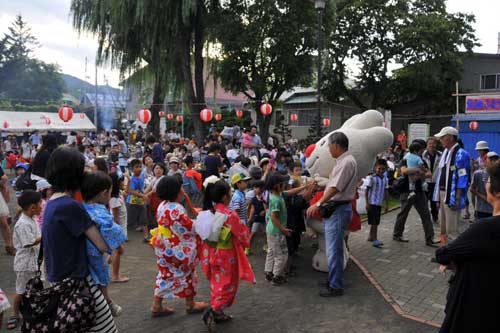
[433,144,470,209]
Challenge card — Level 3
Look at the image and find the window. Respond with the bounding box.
[480,74,500,90]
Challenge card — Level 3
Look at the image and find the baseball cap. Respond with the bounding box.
[15,163,29,170]
[487,151,499,159]
[169,156,180,164]
[475,141,489,151]
[434,126,458,138]
[231,172,252,185]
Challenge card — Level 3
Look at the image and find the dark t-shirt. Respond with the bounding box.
[0,165,4,177]
[204,155,222,178]
[42,196,94,282]
[251,196,266,223]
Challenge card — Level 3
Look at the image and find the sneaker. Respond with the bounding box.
[372,240,383,248]
[109,302,123,317]
[407,191,416,199]
[271,276,287,286]
[265,272,274,282]
[319,287,344,297]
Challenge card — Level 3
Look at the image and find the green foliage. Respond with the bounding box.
[0,15,65,105]
[322,0,479,112]
[214,0,319,141]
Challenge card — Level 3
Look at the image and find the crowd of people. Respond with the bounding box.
[0,123,499,332]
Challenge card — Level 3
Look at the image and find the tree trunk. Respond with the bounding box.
[148,74,162,138]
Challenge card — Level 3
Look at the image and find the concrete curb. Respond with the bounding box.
[353,205,442,329]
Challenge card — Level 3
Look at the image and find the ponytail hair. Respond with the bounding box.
[202,180,231,212]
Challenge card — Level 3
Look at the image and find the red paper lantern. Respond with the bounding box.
[176,115,183,123]
[137,108,151,124]
[58,106,74,122]
[236,110,244,118]
[305,144,316,158]
[159,111,165,118]
[26,120,31,128]
[45,117,51,125]
[3,121,8,129]
[79,113,85,119]
[260,103,272,116]
[290,113,298,122]
[215,113,222,122]
[200,108,213,122]
[322,118,331,127]
[167,113,174,120]
[469,121,479,131]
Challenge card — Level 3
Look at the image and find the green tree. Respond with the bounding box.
[214,0,320,141]
[322,0,478,112]
[273,113,292,144]
[71,0,215,140]
[0,15,64,104]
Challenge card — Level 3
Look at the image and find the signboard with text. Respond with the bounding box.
[408,123,429,144]
[466,95,500,113]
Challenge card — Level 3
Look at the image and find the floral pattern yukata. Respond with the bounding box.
[201,203,255,312]
[151,201,200,299]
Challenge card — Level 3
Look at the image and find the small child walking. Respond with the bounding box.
[109,172,129,283]
[82,171,127,317]
[365,159,389,248]
[230,172,252,225]
[127,159,149,242]
[8,190,42,330]
[248,180,267,253]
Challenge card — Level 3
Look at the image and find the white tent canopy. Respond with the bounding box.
[0,111,96,133]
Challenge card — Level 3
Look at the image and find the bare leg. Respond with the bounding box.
[11,294,21,318]
[111,246,129,282]
[99,286,112,304]
[0,216,12,248]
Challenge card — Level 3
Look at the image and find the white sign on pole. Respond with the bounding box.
[408,123,429,144]
[384,110,392,130]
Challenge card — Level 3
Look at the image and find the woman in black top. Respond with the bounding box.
[435,161,500,333]
[31,134,58,178]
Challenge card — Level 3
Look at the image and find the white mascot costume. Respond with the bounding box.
[305,110,393,272]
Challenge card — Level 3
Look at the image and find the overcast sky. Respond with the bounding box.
[0,0,499,88]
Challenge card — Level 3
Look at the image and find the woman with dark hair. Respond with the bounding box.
[145,163,167,227]
[31,134,58,178]
[200,180,255,330]
[93,157,109,174]
[109,172,129,283]
[435,161,500,333]
[149,176,208,317]
[43,147,117,332]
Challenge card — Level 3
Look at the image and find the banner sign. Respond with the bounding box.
[466,95,500,113]
[408,123,429,144]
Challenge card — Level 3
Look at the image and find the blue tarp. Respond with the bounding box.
[452,113,500,159]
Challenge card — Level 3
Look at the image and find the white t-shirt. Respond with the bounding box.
[66,135,76,145]
[109,195,128,237]
[13,214,40,272]
[4,140,11,151]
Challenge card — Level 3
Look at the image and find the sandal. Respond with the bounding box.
[214,311,233,323]
[5,246,16,256]
[7,316,20,330]
[202,308,216,332]
[186,301,209,314]
[151,307,175,318]
[372,240,384,248]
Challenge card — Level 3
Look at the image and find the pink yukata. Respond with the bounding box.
[201,203,255,311]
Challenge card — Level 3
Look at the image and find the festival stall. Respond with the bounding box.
[0,110,96,133]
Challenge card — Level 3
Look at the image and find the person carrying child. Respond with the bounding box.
[81,171,127,317]
[365,159,389,248]
[404,142,428,198]
[200,180,255,331]
[7,190,42,330]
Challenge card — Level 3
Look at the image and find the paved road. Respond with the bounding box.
[1,226,437,333]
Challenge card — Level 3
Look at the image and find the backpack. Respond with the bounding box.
[15,168,37,191]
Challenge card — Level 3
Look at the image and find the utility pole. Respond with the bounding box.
[94,61,98,129]
[315,0,326,139]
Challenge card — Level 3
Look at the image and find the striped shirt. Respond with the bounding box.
[230,189,248,225]
[367,174,388,206]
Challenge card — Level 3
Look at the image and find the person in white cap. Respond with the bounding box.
[470,152,500,221]
[474,140,489,170]
[432,126,471,243]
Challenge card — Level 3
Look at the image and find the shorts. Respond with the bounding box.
[251,221,265,233]
[367,205,382,226]
[15,271,36,294]
[126,203,148,227]
[0,194,9,217]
